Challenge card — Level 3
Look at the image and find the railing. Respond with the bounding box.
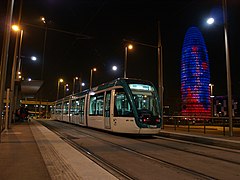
[162,115,240,136]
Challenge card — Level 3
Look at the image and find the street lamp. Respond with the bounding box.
[112,65,118,71]
[72,77,78,94]
[11,25,24,80]
[9,24,23,125]
[64,83,69,97]
[206,17,214,25]
[89,68,97,89]
[209,83,214,118]
[16,55,38,80]
[122,21,163,127]
[206,0,233,136]
[56,78,64,100]
[40,16,47,81]
[79,77,83,92]
[124,44,133,78]
[31,56,37,61]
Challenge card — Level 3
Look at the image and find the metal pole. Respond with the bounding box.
[41,25,47,80]
[0,0,14,140]
[124,46,127,78]
[46,101,48,119]
[79,77,82,92]
[158,21,164,128]
[209,84,214,117]
[9,0,22,127]
[16,30,23,77]
[72,78,75,94]
[9,31,20,127]
[72,77,78,94]
[222,0,233,136]
[64,84,66,97]
[56,81,60,100]
[4,89,10,131]
[63,84,68,97]
[90,69,93,89]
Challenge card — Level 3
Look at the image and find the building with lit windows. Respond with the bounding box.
[181,26,211,117]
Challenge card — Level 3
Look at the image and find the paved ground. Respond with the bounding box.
[0,120,117,180]
[0,119,239,179]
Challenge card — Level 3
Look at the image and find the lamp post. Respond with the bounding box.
[72,77,78,94]
[124,44,133,78]
[41,16,47,81]
[0,0,14,137]
[207,0,233,136]
[9,25,23,126]
[89,68,97,89]
[122,21,163,126]
[64,83,69,97]
[79,77,83,92]
[56,78,63,100]
[81,82,85,92]
[209,83,214,118]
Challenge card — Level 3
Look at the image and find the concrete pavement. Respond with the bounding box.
[0,120,239,179]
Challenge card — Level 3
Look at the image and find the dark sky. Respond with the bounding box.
[0,0,239,113]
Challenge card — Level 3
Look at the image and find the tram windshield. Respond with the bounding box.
[129,84,160,117]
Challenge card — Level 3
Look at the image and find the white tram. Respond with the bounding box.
[51,78,162,134]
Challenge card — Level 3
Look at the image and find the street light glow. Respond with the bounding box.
[41,16,46,24]
[112,65,117,71]
[93,68,97,71]
[207,17,214,25]
[81,82,85,86]
[12,25,20,31]
[128,44,133,50]
[31,56,37,61]
[59,78,64,83]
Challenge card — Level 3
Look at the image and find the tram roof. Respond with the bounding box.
[92,78,154,91]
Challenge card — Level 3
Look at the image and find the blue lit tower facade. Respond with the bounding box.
[181,26,211,117]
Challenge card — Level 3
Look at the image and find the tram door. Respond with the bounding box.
[104,91,111,129]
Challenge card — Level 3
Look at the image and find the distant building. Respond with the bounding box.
[181,27,211,117]
[213,96,239,117]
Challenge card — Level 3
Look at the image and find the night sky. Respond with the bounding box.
[0,0,239,113]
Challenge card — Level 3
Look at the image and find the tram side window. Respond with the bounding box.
[114,89,133,117]
[89,93,104,116]
[71,99,80,115]
[71,100,75,115]
[63,101,69,114]
[51,106,55,114]
[79,98,85,117]
[75,99,80,115]
[104,91,111,117]
[56,103,62,114]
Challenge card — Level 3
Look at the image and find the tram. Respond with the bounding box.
[51,78,162,134]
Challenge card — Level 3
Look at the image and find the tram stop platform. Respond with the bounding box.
[0,120,240,180]
[0,120,117,180]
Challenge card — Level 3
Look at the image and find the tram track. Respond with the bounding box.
[137,137,240,166]
[39,120,136,180]
[39,120,229,180]
[48,120,240,166]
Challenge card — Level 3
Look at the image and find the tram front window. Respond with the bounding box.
[129,83,160,125]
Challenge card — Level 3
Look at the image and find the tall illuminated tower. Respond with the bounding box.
[181,26,211,117]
